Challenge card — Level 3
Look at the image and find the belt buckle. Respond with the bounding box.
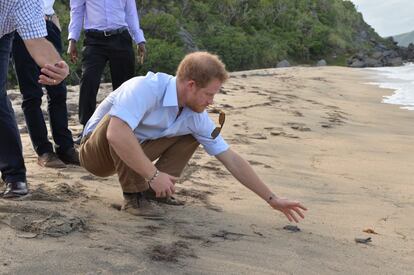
[45,14,53,21]
[103,30,112,37]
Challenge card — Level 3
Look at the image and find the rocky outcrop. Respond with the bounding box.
[348,38,414,68]
[316,59,327,66]
[178,27,199,52]
[347,38,404,67]
[277,60,291,68]
[398,43,414,62]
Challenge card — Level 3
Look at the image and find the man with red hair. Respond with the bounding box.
[79,52,307,222]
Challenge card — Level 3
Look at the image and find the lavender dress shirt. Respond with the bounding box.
[68,0,145,44]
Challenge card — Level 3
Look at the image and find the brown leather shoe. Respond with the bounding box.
[38,152,66,168]
[57,147,80,166]
[121,193,164,217]
[3,181,28,198]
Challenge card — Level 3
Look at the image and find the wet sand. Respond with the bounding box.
[1,66,413,274]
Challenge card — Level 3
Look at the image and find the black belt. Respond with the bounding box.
[85,27,128,37]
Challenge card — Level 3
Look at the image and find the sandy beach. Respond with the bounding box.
[1,66,413,274]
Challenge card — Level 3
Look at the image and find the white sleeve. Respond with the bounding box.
[108,77,157,130]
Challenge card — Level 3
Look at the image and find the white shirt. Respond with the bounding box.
[68,0,145,44]
[84,72,229,156]
[42,0,54,15]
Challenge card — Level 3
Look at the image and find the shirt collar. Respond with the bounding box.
[163,77,178,107]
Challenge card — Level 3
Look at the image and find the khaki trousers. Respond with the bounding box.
[79,115,199,193]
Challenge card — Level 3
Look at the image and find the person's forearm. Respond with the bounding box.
[106,116,156,180]
[217,149,274,202]
[23,38,62,68]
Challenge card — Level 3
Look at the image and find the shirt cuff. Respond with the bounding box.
[68,32,80,42]
[132,30,146,44]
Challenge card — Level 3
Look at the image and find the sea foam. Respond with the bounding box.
[366,63,414,110]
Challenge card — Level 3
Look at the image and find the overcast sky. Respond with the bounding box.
[349,0,414,37]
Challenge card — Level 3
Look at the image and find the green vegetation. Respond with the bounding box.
[8,0,391,86]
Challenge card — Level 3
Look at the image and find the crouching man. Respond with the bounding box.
[79,52,307,222]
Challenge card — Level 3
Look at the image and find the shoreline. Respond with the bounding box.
[363,63,414,111]
[1,66,413,274]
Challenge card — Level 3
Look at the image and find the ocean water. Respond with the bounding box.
[366,63,414,110]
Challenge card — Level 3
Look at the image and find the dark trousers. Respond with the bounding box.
[12,20,74,156]
[0,32,26,183]
[79,30,135,126]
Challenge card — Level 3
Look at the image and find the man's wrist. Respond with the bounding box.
[267,193,277,203]
[69,38,77,43]
[146,169,159,186]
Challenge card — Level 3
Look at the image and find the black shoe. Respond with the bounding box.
[57,147,80,166]
[3,181,28,198]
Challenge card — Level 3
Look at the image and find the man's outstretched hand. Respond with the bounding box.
[269,197,307,223]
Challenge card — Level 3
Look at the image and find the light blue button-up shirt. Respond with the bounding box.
[84,72,229,156]
[68,0,145,44]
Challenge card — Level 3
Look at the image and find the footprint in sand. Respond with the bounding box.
[248,160,264,166]
[230,197,243,201]
[270,131,299,139]
[291,110,304,117]
[228,135,252,145]
[220,88,230,94]
[148,241,196,263]
[248,133,267,140]
[285,122,311,132]
[138,225,163,237]
[269,97,282,103]
[240,102,273,109]
[250,224,265,237]
[211,230,247,241]
[17,183,87,202]
[0,203,86,238]
[321,110,348,128]
[311,77,328,82]
[80,174,107,181]
[247,160,273,169]
[179,233,208,242]
[220,103,233,109]
[248,90,260,94]
[305,99,322,105]
[176,189,221,212]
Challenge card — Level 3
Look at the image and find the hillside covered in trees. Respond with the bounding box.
[9,0,393,86]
